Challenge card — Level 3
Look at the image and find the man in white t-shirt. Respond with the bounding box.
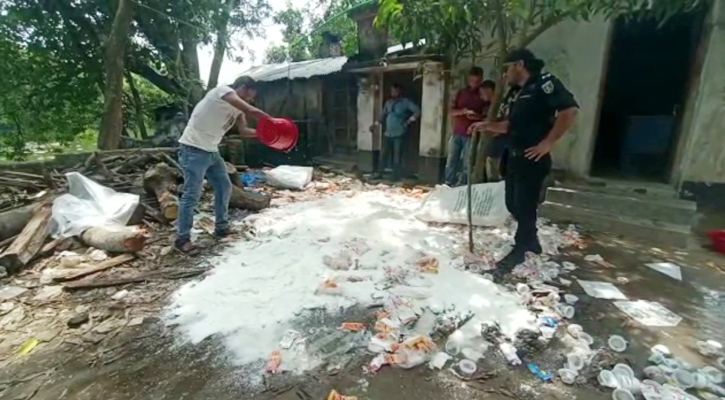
[175,76,271,252]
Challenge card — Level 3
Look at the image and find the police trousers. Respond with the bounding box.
[504,150,551,252]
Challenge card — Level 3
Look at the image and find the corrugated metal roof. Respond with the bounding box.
[241,57,348,82]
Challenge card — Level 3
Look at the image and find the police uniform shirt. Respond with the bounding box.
[508,73,578,151]
[485,86,519,158]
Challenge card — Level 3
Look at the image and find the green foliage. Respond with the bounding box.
[264,0,360,64]
[376,0,703,61]
[0,27,101,160]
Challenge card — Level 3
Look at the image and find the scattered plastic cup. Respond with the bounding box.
[459,359,477,375]
[675,357,693,371]
[599,370,620,389]
[567,324,583,338]
[608,335,627,352]
[693,372,710,389]
[558,368,577,385]
[612,388,635,400]
[557,304,575,319]
[697,341,716,356]
[445,339,461,356]
[618,376,641,395]
[701,366,724,385]
[564,294,579,304]
[613,364,635,380]
[643,366,667,384]
[567,352,585,371]
[578,332,594,346]
[663,358,680,370]
[648,351,666,365]
[673,369,695,389]
[516,283,531,295]
[651,344,671,356]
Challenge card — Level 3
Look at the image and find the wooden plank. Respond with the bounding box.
[55,254,135,282]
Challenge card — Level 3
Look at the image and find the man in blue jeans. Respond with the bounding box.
[445,67,487,186]
[175,76,271,252]
[375,83,420,180]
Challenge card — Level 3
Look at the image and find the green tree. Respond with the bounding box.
[263,0,360,64]
[377,0,703,182]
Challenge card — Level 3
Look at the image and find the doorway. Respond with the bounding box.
[381,71,423,176]
[591,10,706,182]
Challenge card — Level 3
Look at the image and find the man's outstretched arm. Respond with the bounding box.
[222,91,270,121]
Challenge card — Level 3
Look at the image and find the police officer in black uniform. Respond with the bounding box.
[470,48,578,280]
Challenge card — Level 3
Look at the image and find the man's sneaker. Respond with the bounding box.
[213,227,241,240]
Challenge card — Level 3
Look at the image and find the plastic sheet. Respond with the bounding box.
[51,172,139,238]
[415,182,509,226]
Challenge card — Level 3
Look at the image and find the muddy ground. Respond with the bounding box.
[1,233,724,400]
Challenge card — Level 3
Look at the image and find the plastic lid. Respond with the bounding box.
[567,352,585,371]
[459,359,477,375]
[608,335,627,352]
[567,324,583,337]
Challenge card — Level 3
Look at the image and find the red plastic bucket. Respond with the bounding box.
[256,117,299,152]
[707,230,725,255]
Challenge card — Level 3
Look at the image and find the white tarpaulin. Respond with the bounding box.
[51,172,139,238]
[415,182,509,227]
[645,262,683,281]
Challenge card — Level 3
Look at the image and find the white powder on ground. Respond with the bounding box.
[166,189,558,371]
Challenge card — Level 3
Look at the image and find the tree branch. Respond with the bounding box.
[518,11,570,48]
[516,0,538,46]
[127,59,183,96]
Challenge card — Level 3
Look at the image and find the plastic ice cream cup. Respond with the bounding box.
[613,363,635,379]
[578,332,594,346]
[564,294,579,304]
[673,369,695,389]
[459,359,477,375]
[567,352,585,371]
[700,366,724,385]
[612,388,635,400]
[567,324,583,338]
[648,351,666,365]
[599,370,620,389]
[445,339,461,356]
[608,335,627,352]
[558,368,577,385]
[692,372,710,389]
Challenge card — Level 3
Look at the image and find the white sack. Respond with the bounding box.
[265,166,313,190]
[415,181,509,226]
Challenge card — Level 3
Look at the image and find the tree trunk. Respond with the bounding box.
[471,0,510,183]
[0,203,52,273]
[80,226,146,253]
[98,0,134,150]
[125,71,149,139]
[143,163,180,221]
[229,186,271,211]
[181,34,204,104]
[0,204,37,242]
[207,0,238,89]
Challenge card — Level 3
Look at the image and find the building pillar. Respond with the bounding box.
[418,62,447,182]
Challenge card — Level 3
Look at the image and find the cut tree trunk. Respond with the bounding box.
[230,186,271,211]
[80,226,146,253]
[143,163,180,220]
[98,0,134,150]
[225,162,243,188]
[0,204,37,242]
[0,203,53,273]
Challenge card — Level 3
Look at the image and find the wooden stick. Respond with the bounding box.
[55,254,135,282]
[63,268,206,290]
[160,152,183,174]
[0,170,45,180]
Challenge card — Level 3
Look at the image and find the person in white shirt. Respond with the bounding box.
[175,76,271,252]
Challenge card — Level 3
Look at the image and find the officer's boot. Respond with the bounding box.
[493,246,527,282]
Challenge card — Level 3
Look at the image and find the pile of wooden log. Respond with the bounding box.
[0,147,272,276]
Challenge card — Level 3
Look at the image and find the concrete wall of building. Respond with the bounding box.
[678,0,725,186]
[356,75,377,152]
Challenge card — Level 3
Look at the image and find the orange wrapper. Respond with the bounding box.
[338,322,365,331]
[375,310,390,320]
[416,256,440,273]
[265,349,281,373]
[327,390,358,400]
